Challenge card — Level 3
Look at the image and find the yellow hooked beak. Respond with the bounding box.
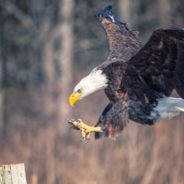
[69,92,82,107]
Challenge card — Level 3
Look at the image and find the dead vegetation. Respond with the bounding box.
[0,0,184,183]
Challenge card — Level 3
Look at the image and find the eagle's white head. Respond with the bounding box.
[69,69,108,106]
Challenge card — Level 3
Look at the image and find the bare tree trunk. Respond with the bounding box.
[169,0,184,26]
[118,0,139,29]
[56,0,74,132]
[42,21,57,118]
[0,40,3,134]
[45,126,55,184]
[0,88,2,133]
[43,39,55,85]
[41,2,74,182]
[157,0,171,27]
[118,0,131,24]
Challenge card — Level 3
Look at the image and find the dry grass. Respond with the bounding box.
[0,88,184,184]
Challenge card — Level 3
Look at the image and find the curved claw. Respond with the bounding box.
[81,137,89,144]
[76,118,82,122]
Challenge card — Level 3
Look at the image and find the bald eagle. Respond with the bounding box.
[69,5,184,139]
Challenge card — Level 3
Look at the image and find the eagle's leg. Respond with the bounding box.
[81,129,89,140]
[67,118,103,141]
[81,129,90,143]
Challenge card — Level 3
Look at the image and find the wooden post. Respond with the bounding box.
[0,163,27,184]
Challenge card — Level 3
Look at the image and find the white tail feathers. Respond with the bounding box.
[176,106,184,111]
[155,97,184,119]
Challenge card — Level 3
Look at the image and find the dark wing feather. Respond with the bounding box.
[95,100,128,139]
[126,28,184,98]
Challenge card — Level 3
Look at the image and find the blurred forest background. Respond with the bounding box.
[0,0,184,183]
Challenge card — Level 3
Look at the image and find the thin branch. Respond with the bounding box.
[4,1,35,29]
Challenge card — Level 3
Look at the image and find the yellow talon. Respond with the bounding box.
[67,118,103,141]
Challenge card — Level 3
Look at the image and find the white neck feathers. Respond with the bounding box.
[74,69,108,98]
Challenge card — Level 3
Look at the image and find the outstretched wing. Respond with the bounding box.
[97,5,141,61]
[126,28,184,100]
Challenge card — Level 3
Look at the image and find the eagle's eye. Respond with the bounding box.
[77,89,82,93]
